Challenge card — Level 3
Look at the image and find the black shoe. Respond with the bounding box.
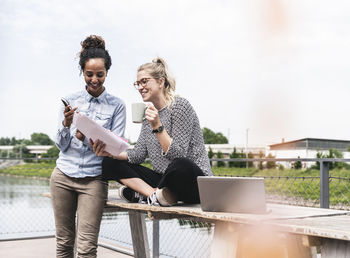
[119,186,145,203]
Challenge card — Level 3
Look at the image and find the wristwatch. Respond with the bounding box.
[152,125,164,134]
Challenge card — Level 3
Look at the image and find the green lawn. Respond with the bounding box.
[0,162,56,178]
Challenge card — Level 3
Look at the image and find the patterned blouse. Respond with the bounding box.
[127,96,213,176]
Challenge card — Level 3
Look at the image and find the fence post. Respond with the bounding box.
[153,219,159,258]
[320,161,330,209]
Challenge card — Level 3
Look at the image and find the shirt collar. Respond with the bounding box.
[84,87,107,103]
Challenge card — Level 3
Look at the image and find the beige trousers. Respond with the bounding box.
[50,167,108,258]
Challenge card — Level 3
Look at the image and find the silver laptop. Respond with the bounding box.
[197,176,267,214]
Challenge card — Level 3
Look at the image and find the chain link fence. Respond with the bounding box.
[0,174,55,240]
[99,214,213,257]
[1,157,350,257]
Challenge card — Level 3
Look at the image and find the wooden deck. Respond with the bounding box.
[43,192,350,257]
[104,198,350,258]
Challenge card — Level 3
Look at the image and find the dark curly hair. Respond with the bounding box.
[78,35,112,73]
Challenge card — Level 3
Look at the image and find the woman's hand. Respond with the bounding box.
[63,106,78,128]
[145,104,171,153]
[76,130,85,142]
[145,104,162,129]
[90,139,111,157]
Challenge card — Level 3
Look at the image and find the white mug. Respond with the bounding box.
[132,103,147,123]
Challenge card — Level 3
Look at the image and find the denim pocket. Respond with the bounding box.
[95,113,112,128]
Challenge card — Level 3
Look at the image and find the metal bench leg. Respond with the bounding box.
[129,211,150,258]
[153,219,160,258]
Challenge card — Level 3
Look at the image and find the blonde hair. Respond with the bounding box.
[138,57,176,106]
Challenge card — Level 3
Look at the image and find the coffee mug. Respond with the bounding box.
[132,103,147,123]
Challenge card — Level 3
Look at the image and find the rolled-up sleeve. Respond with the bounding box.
[55,106,72,152]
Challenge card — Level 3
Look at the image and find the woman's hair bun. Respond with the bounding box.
[152,57,161,64]
[81,35,105,51]
[152,57,167,67]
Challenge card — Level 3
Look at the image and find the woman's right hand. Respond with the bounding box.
[63,106,78,128]
[90,139,111,157]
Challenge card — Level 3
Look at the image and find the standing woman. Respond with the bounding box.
[50,35,126,257]
[92,57,212,206]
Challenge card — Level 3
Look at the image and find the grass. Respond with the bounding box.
[0,162,56,178]
[1,162,350,206]
[212,167,350,206]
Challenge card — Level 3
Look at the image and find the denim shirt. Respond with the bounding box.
[55,89,126,178]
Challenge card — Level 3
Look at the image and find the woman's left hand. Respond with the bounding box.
[145,104,162,129]
[90,139,111,157]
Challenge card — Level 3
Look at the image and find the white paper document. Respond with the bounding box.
[73,112,130,156]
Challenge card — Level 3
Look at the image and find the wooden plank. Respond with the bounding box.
[302,235,321,247]
[211,222,239,258]
[129,211,150,258]
[45,193,349,224]
[237,227,288,258]
[286,234,317,258]
[106,199,350,225]
[321,239,350,258]
[45,192,350,243]
[269,215,350,241]
[212,224,291,258]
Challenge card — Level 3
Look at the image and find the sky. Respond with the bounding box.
[1,0,350,147]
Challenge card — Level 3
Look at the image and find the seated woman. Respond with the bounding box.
[91,57,213,206]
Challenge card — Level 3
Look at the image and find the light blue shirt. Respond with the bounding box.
[55,89,126,178]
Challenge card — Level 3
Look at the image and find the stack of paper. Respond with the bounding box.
[73,112,130,156]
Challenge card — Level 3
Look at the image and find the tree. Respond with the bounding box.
[30,133,54,145]
[208,147,214,166]
[42,146,60,158]
[202,128,228,144]
[258,151,265,170]
[0,137,12,145]
[12,144,33,158]
[292,156,302,170]
[10,137,18,145]
[329,148,344,169]
[313,149,344,170]
[247,152,254,168]
[229,147,246,168]
[313,151,326,170]
[266,153,276,169]
[229,147,239,167]
[216,151,225,167]
[0,137,22,145]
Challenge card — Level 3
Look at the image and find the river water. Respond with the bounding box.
[0,174,212,257]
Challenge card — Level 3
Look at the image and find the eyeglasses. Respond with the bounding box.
[133,78,153,90]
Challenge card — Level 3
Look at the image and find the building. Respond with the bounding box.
[268,138,350,168]
[205,144,266,158]
[0,145,52,158]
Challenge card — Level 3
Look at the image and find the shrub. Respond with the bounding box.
[216,151,225,167]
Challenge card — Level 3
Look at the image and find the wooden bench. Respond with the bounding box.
[44,193,350,258]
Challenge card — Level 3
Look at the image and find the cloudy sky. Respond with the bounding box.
[1,0,350,146]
